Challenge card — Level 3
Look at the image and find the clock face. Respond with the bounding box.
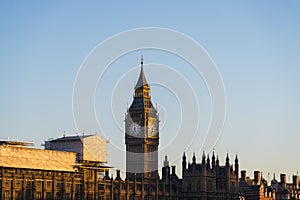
[148,122,157,137]
[130,123,140,136]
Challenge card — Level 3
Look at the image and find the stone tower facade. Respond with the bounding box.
[125,57,159,182]
[181,152,240,199]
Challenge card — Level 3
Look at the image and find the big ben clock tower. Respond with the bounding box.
[125,56,159,182]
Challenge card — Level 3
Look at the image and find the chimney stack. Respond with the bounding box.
[254,171,261,184]
[293,175,299,189]
[241,170,246,181]
[172,165,176,175]
[280,174,286,185]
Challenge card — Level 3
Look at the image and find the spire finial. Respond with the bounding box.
[212,151,215,161]
[141,55,144,66]
[163,154,169,167]
[226,153,230,165]
[192,152,196,163]
[135,56,149,90]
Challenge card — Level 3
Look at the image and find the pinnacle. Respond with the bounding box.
[135,57,149,89]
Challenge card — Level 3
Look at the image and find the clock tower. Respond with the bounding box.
[125,56,159,182]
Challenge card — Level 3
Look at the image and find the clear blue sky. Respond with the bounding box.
[1,1,300,180]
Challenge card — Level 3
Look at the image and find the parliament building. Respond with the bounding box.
[0,58,299,200]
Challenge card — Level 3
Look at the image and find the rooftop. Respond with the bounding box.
[47,134,94,142]
[0,140,33,146]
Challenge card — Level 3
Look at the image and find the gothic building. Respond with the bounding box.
[271,173,300,200]
[120,57,240,199]
[0,57,240,200]
[180,152,239,199]
[98,152,239,200]
[239,170,276,200]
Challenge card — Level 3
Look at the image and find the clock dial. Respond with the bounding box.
[130,123,140,136]
[148,122,157,137]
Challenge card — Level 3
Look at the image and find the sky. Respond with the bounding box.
[0,1,300,181]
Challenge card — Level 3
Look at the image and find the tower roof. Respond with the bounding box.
[163,155,169,167]
[226,153,230,165]
[235,154,239,163]
[135,56,149,89]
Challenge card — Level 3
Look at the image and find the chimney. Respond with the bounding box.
[293,175,299,189]
[280,174,286,185]
[116,169,121,180]
[254,171,261,184]
[172,165,176,175]
[241,170,246,181]
[104,170,110,179]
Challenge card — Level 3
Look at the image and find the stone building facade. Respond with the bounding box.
[239,170,300,200]
[271,173,300,200]
[0,58,239,200]
[239,170,276,200]
[0,140,239,200]
[99,152,239,200]
[180,152,239,199]
[0,139,108,200]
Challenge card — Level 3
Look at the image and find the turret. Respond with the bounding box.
[192,152,196,164]
[235,154,239,176]
[225,154,231,192]
[182,152,187,177]
[212,152,216,170]
[170,165,178,183]
[226,153,230,167]
[206,154,210,170]
[202,151,206,176]
[163,155,169,167]
[202,151,206,165]
[162,154,170,182]
[116,169,122,181]
[162,165,170,183]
